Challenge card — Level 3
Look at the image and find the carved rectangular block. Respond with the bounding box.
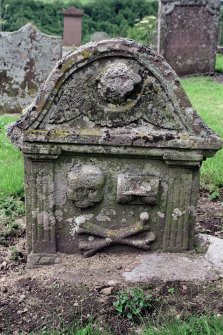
[117,174,160,205]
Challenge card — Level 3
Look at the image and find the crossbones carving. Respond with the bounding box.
[76,212,156,257]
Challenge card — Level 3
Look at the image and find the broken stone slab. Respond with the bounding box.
[123,234,223,283]
[202,234,223,278]
[27,253,61,269]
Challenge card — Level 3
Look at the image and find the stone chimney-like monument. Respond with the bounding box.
[62,7,84,47]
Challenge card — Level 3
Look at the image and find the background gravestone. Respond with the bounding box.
[8,39,222,268]
[0,23,62,114]
[158,0,221,76]
[62,7,84,47]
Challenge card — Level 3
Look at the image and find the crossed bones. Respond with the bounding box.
[76,217,156,257]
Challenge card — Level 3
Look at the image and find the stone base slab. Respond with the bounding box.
[27,253,61,269]
[123,234,223,283]
[26,234,223,283]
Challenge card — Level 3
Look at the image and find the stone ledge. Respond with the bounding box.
[27,253,61,269]
[123,234,223,283]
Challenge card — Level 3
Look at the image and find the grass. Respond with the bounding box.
[31,321,111,335]
[181,76,223,190]
[143,315,223,335]
[27,315,223,334]
[215,53,223,73]
[0,115,24,197]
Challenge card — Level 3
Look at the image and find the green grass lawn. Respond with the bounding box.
[181,76,223,190]
[143,315,223,335]
[215,53,223,73]
[0,116,24,197]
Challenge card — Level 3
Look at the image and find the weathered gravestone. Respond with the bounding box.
[158,0,221,76]
[0,23,62,114]
[8,39,222,268]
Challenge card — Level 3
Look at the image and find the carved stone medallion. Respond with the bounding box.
[98,62,142,104]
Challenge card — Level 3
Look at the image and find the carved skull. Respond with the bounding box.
[67,165,105,209]
[98,62,142,104]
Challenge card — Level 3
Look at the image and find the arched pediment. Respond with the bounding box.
[8,38,222,152]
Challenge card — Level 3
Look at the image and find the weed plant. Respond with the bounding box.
[113,288,156,320]
[9,245,24,261]
[0,194,25,245]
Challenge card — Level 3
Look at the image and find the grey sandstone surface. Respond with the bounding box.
[7,38,222,268]
[123,234,223,282]
[0,23,62,114]
[158,0,221,76]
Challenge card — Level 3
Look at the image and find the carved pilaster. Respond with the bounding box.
[25,158,56,257]
[163,165,199,251]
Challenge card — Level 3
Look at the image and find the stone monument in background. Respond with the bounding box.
[0,23,62,114]
[8,39,222,268]
[62,7,84,47]
[158,0,221,76]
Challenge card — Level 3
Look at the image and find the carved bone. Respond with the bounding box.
[76,218,156,257]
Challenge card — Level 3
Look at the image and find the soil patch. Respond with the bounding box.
[197,190,223,238]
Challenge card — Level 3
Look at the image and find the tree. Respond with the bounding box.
[0,0,9,31]
[127,15,157,47]
[2,0,159,41]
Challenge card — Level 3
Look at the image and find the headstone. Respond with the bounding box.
[158,0,221,76]
[62,7,84,47]
[8,39,222,268]
[0,23,62,114]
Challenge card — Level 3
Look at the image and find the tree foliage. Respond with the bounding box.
[127,15,157,46]
[1,0,158,43]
